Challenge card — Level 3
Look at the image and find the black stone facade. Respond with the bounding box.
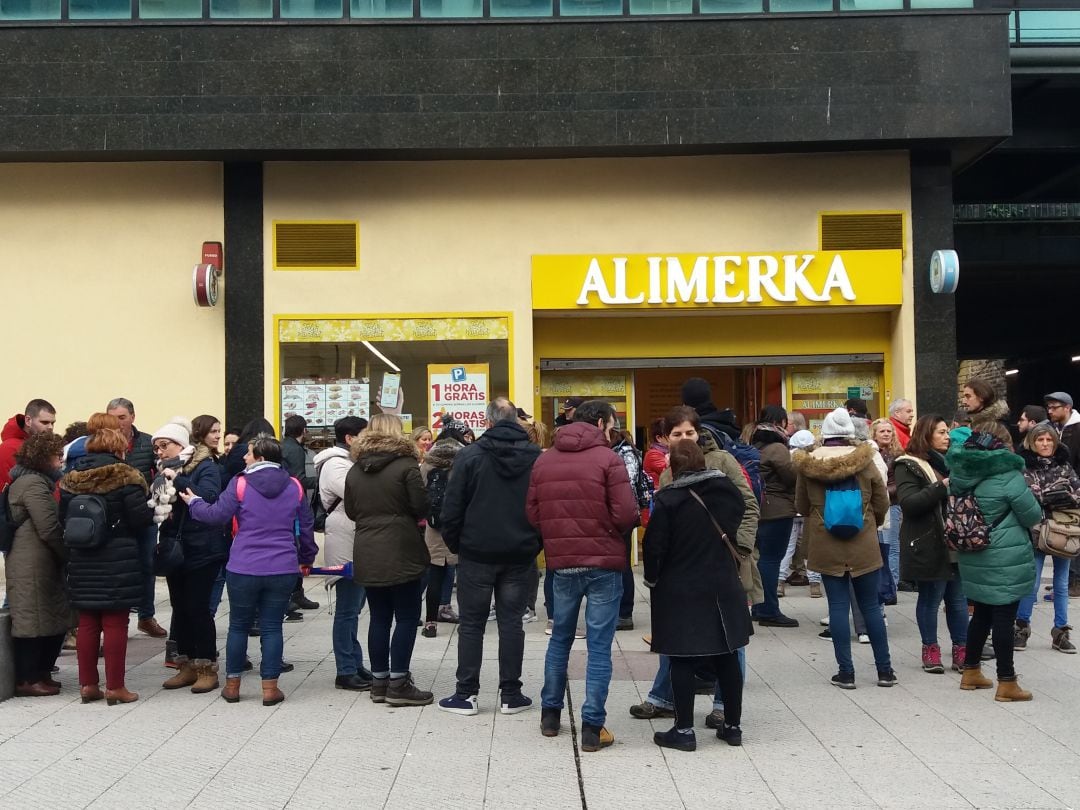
[0,14,1011,160]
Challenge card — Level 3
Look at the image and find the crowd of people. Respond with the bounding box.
[2,378,1078,753]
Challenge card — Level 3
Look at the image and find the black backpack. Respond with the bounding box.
[310,464,342,533]
[64,494,111,549]
[0,485,25,554]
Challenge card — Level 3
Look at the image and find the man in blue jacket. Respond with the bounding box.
[437,397,541,718]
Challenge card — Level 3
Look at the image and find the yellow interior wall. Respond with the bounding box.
[0,163,225,432]
[263,153,913,415]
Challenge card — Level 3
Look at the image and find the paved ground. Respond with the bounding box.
[1,570,1079,810]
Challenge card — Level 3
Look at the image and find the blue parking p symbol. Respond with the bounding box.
[451,367,467,382]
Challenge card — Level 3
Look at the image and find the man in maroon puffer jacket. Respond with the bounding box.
[527,400,638,753]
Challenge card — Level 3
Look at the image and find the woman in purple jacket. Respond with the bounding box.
[181,434,317,707]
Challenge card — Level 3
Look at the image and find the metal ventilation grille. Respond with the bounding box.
[274,222,358,269]
[820,213,904,251]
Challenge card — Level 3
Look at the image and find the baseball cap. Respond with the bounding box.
[562,397,585,410]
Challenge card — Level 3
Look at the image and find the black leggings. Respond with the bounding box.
[12,634,65,683]
[670,653,743,730]
[425,564,448,622]
[166,562,220,661]
[965,600,1019,680]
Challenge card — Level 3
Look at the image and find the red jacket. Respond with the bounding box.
[0,414,27,489]
[890,416,911,450]
[526,422,639,572]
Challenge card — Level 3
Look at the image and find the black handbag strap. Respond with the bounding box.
[688,489,743,568]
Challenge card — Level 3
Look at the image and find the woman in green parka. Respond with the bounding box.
[947,423,1042,702]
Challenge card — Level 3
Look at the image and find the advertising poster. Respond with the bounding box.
[379,372,402,410]
[428,364,490,436]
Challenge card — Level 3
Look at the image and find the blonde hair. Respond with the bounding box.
[523,419,551,450]
[369,413,404,436]
[870,418,903,457]
[411,426,432,443]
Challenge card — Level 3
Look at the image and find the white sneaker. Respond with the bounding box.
[544,619,553,635]
[523,609,538,623]
[858,634,870,644]
[820,617,830,627]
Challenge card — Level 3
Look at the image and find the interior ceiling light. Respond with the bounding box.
[362,340,400,373]
[1005,368,1019,376]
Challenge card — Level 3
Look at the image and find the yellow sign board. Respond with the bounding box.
[532,251,902,311]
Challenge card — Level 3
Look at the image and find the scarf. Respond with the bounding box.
[890,417,911,449]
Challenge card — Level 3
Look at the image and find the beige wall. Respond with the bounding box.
[0,163,225,435]
[264,153,915,414]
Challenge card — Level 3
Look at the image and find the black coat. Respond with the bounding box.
[59,453,155,611]
[895,452,954,582]
[126,427,156,487]
[643,470,751,657]
[162,452,225,572]
[440,420,542,565]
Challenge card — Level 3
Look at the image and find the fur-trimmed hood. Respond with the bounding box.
[182,443,213,475]
[668,468,728,489]
[351,431,420,473]
[968,399,1010,428]
[751,423,788,448]
[60,453,149,495]
[424,436,464,470]
[947,443,1024,484]
[792,442,876,482]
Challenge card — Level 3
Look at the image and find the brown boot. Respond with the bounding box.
[959,666,993,690]
[995,676,1033,702]
[137,617,168,638]
[221,676,241,703]
[262,679,285,706]
[385,673,433,706]
[162,658,197,690]
[80,684,104,704]
[191,660,220,694]
[105,686,139,706]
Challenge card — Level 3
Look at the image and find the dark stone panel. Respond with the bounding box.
[911,150,958,417]
[0,13,1011,159]
[223,162,264,428]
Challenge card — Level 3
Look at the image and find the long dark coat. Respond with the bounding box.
[643,470,751,657]
[895,452,954,582]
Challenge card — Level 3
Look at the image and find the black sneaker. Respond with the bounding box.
[717,724,743,746]
[831,672,856,690]
[284,611,304,623]
[653,726,696,752]
[704,710,724,729]
[818,629,832,639]
[243,658,253,672]
[540,707,561,737]
[499,692,533,715]
[757,614,800,628]
[877,669,897,687]
[616,617,634,631]
[370,677,389,703]
[291,592,320,611]
[335,674,373,691]
[279,661,295,674]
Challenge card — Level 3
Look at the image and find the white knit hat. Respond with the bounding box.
[820,408,855,439]
[789,429,816,449]
[152,417,191,447]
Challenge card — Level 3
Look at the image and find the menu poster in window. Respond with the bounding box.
[380,373,402,410]
[325,380,370,422]
[281,379,327,427]
[428,363,490,437]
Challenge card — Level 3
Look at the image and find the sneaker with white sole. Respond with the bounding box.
[544,620,553,635]
[820,617,830,627]
[500,693,533,714]
[523,609,538,624]
[858,634,870,644]
[438,693,479,716]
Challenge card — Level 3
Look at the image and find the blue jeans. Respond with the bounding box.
[647,648,747,711]
[225,571,295,680]
[542,568,622,728]
[753,518,794,619]
[333,577,368,676]
[365,579,423,676]
[1019,552,1071,628]
[881,505,902,584]
[137,525,158,620]
[822,571,892,675]
[915,575,968,646]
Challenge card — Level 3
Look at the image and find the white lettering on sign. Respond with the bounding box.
[574,254,857,306]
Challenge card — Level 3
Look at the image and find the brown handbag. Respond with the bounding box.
[688,489,754,594]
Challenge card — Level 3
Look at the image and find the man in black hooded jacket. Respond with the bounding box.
[680,378,741,442]
[437,397,542,717]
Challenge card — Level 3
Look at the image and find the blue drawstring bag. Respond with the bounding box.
[824,477,863,539]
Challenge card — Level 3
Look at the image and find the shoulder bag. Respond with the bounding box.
[688,489,754,595]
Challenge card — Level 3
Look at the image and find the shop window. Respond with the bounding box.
[559,0,622,15]
[351,0,412,15]
[700,0,763,13]
[490,0,552,16]
[420,0,481,17]
[770,0,831,11]
[278,316,510,443]
[788,364,884,436]
[139,0,201,16]
[209,0,272,16]
[820,212,904,251]
[69,0,131,17]
[0,0,61,18]
[282,0,343,15]
[629,0,691,14]
[273,221,359,270]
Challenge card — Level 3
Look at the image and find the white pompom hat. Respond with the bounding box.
[152,417,192,447]
[820,408,856,439]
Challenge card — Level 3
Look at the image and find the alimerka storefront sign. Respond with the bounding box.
[531,250,903,310]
